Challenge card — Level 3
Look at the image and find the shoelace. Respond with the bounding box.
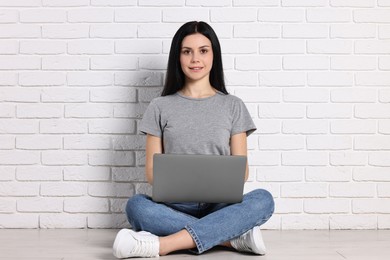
[130,236,158,257]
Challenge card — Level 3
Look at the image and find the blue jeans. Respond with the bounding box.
[125,189,275,254]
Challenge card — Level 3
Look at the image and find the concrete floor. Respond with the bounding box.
[0,229,389,260]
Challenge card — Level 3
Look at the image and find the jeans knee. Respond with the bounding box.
[249,189,275,218]
[125,194,149,228]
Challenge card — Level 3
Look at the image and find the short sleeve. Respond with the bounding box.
[231,98,257,137]
[139,99,162,137]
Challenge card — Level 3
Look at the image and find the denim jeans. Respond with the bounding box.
[125,189,275,254]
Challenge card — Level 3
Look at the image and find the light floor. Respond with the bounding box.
[0,229,389,260]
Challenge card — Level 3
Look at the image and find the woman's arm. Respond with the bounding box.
[230,132,249,182]
[145,134,163,185]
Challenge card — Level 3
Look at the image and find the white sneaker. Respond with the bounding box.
[113,229,159,258]
[230,226,266,255]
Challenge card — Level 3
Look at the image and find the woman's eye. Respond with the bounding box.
[182,50,190,54]
[200,49,208,54]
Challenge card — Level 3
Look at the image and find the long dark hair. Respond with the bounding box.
[161,21,228,96]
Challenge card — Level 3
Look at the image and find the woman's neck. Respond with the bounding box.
[180,84,216,99]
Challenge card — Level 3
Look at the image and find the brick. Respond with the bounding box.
[20,9,66,23]
[331,56,376,70]
[354,9,390,23]
[308,72,353,86]
[378,0,390,6]
[282,120,328,134]
[274,198,303,214]
[356,72,390,86]
[0,167,14,181]
[0,72,17,86]
[115,8,160,22]
[369,152,390,166]
[0,151,39,165]
[63,136,111,150]
[378,184,390,197]
[116,40,161,54]
[42,56,89,70]
[41,182,86,196]
[63,166,110,181]
[211,8,257,22]
[281,183,328,198]
[0,0,40,6]
[330,183,375,198]
[331,88,376,103]
[307,40,352,54]
[68,8,113,22]
[0,40,17,54]
[17,104,63,119]
[221,39,258,54]
[114,103,146,118]
[355,136,390,150]
[88,151,135,166]
[67,72,113,86]
[41,88,88,103]
[16,166,62,181]
[235,89,280,103]
[139,0,184,6]
[138,24,180,38]
[249,151,280,166]
[330,0,375,7]
[259,71,305,86]
[330,215,377,229]
[43,0,89,6]
[331,24,376,38]
[282,0,327,6]
[87,213,128,228]
[259,136,304,150]
[379,120,390,134]
[307,136,352,150]
[282,152,328,166]
[236,56,281,70]
[307,8,351,23]
[17,198,63,213]
[260,40,304,54]
[40,213,87,228]
[353,199,390,213]
[257,166,303,182]
[65,104,113,118]
[187,0,230,6]
[307,104,352,119]
[259,8,303,22]
[0,56,40,70]
[330,152,368,166]
[115,71,163,87]
[379,25,390,39]
[234,0,279,6]
[41,151,87,166]
[0,214,39,228]
[112,136,145,151]
[16,135,62,150]
[253,119,281,134]
[355,40,390,54]
[64,197,109,213]
[40,119,87,134]
[233,24,280,38]
[283,24,328,38]
[259,104,305,118]
[91,56,137,70]
[139,56,168,70]
[0,198,15,214]
[19,72,66,86]
[68,40,113,54]
[113,167,146,182]
[0,104,15,118]
[0,182,39,196]
[0,24,40,38]
[88,119,136,134]
[0,136,14,149]
[331,120,376,134]
[0,119,38,134]
[283,56,329,70]
[283,88,329,103]
[282,215,329,229]
[378,215,390,229]
[353,167,390,181]
[42,24,89,39]
[379,90,390,103]
[379,56,390,70]
[91,24,137,38]
[306,166,351,182]
[88,183,134,197]
[111,198,127,213]
[162,8,208,22]
[355,104,390,119]
[90,87,136,103]
[304,199,350,213]
[225,71,257,86]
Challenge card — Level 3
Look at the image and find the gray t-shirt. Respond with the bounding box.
[139,90,257,156]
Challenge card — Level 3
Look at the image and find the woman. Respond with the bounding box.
[113,21,274,258]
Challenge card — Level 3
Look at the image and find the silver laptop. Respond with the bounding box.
[152,153,247,203]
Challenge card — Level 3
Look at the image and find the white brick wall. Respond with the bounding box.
[0,1,389,230]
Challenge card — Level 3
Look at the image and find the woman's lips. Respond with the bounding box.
[189,67,203,71]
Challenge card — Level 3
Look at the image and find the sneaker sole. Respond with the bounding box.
[113,229,132,258]
[251,226,266,255]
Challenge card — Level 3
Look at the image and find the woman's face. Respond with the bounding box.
[180,33,213,84]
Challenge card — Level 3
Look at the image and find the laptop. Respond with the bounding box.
[152,153,247,203]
